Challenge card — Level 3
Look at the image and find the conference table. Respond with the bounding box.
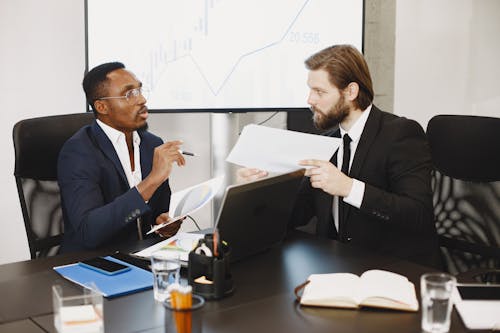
[0,231,482,333]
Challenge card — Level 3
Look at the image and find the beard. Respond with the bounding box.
[311,94,350,130]
[137,121,149,131]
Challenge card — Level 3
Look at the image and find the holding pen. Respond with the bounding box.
[179,150,196,157]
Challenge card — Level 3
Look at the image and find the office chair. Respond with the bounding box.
[13,113,94,258]
[427,115,500,281]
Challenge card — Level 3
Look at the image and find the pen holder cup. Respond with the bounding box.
[188,238,233,300]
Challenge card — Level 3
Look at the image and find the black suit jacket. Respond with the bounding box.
[290,106,440,267]
[58,121,171,253]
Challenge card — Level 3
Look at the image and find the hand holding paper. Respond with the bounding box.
[152,214,183,237]
[236,168,269,184]
[226,124,341,173]
[147,176,224,235]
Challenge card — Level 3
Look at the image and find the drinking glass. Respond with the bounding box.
[150,250,181,302]
[420,273,456,333]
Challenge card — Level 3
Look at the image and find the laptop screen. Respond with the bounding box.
[215,169,305,262]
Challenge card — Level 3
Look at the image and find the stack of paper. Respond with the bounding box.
[134,233,205,263]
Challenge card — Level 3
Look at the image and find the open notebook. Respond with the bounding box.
[296,269,419,312]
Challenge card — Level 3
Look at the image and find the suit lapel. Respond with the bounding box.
[349,106,382,179]
[139,132,153,180]
[90,122,128,185]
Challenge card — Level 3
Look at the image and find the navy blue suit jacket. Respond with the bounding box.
[57,121,171,253]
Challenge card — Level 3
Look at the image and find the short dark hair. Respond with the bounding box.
[305,45,374,110]
[82,62,125,113]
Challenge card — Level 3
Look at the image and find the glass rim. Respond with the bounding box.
[421,272,456,284]
[150,249,181,260]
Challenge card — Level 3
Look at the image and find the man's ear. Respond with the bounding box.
[93,100,108,116]
[345,82,359,101]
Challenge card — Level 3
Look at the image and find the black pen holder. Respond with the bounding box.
[188,234,234,300]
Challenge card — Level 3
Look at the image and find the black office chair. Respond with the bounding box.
[427,115,500,281]
[13,113,94,259]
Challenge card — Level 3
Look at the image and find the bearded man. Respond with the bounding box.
[240,45,441,268]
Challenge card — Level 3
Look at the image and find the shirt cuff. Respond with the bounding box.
[343,179,365,209]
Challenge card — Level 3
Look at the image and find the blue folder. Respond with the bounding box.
[53,256,153,298]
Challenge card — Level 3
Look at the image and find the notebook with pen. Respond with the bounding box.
[215,169,305,262]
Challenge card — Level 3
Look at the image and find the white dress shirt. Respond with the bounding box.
[96,119,142,188]
[332,105,372,232]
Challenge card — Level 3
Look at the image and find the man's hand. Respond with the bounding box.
[154,212,183,238]
[137,140,185,201]
[299,159,353,197]
[150,140,186,183]
[236,168,268,184]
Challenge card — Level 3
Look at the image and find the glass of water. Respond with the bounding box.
[151,250,181,302]
[420,273,456,333]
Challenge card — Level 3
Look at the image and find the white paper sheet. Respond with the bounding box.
[147,176,224,235]
[134,232,205,262]
[453,286,500,330]
[226,124,341,173]
[454,301,500,329]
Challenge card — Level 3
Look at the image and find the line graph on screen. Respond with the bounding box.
[87,0,363,110]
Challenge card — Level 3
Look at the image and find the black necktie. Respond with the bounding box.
[338,134,352,240]
[341,134,352,176]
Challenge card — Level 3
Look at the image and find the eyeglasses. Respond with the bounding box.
[96,87,149,104]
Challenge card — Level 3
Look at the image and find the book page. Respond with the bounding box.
[358,270,418,311]
[300,273,361,308]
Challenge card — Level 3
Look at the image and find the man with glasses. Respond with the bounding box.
[58,62,185,252]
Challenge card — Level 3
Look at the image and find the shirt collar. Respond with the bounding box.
[339,104,372,143]
[96,119,141,146]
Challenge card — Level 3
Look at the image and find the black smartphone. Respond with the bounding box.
[78,257,131,275]
[457,284,500,300]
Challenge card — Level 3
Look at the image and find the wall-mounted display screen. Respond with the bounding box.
[86,0,364,112]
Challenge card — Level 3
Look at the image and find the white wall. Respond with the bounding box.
[0,0,86,264]
[394,0,500,129]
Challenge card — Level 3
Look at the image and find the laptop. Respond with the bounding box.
[214,169,305,262]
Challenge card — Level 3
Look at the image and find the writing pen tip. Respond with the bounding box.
[179,150,196,156]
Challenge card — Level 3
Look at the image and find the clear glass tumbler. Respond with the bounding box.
[420,273,456,333]
[150,250,181,302]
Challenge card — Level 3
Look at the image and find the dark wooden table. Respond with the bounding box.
[0,231,478,333]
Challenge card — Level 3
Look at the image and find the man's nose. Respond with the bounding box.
[307,93,315,107]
